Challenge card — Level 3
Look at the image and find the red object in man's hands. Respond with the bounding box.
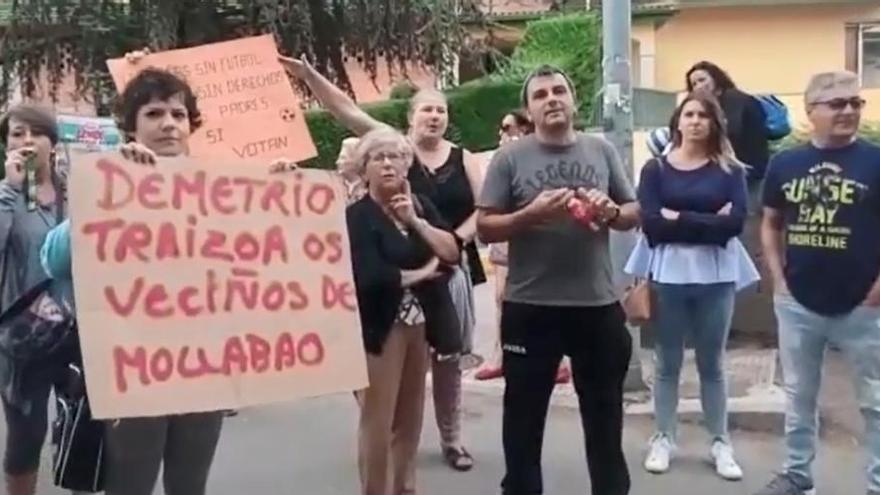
[567,197,596,226]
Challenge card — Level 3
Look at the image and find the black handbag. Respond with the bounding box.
[413,276,462,356]
[52,363,105,492]
[0,275,104,491]
[0,172,71,369]
[0,279,77,363]
[0,279,78,413]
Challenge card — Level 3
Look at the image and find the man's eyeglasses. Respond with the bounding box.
[813,98,866,111]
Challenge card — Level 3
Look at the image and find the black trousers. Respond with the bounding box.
[500,302,633,495]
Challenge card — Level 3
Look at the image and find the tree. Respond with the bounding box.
[0,0,482,113]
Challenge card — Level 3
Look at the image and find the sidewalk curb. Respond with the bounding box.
[450,376,787,435]
[623,386,787,434]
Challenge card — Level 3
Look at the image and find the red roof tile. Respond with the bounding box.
[479,0,557,17]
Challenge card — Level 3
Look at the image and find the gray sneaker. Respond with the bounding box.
[753,473,816,495]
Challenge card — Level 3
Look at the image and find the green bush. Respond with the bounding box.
[0,14,603,174]
[0,78,522,174]
[302,79,521,169]
[389,81,419,100]
[446,79,522,152]
[302,13,602,169]
[493,13,601,117]
[302,100,408,170]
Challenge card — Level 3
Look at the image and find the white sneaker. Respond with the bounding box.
[710,440,743,481]
[644,434,674,474]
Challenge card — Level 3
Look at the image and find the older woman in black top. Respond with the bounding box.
[281,56,482,471]
[347,127,461,495]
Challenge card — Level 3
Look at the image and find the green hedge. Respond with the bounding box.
[302,13,602,169]
[0,77,518,175]
[493,13,601,117]
[302,100,407,170]
[302,79,522,169]
[0,14,604,173]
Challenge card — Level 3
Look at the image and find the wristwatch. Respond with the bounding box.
[606,206,621,224]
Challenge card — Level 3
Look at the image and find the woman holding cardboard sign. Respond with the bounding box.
[346,126,461,495]
[281,55,481,471]
[40,67,227,495]
[42,64,301,495]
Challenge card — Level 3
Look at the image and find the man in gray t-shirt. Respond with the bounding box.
[481,132,635,306]
[476,65,639,495]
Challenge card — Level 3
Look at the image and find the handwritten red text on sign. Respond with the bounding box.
[70,154,367,419]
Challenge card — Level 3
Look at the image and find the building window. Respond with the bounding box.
[859,24,880,88]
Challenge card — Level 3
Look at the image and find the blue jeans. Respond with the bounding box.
[775,294,880,492]
[652,282,736,442]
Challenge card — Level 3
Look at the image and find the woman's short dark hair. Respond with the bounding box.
[686,61,737,93]
[114,68,203,138]
[0,104,59,147]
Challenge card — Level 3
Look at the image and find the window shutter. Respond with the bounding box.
[845,24,859,73]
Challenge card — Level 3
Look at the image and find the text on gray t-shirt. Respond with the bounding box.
[478,133,636,307]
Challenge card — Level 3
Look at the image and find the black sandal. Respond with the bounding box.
[443,446,474,472]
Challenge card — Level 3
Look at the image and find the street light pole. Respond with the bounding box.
[602,1,634,178]
[602,0,646,391]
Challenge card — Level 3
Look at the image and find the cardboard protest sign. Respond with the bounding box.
[69,153,366,419]
[106,35,317,163]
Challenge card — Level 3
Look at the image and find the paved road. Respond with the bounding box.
[20,391,868,494]
[8,274,870,494]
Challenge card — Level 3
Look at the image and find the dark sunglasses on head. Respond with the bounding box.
[814,98,866,111]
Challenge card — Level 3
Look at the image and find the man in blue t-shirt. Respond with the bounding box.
[755,71,880,495]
